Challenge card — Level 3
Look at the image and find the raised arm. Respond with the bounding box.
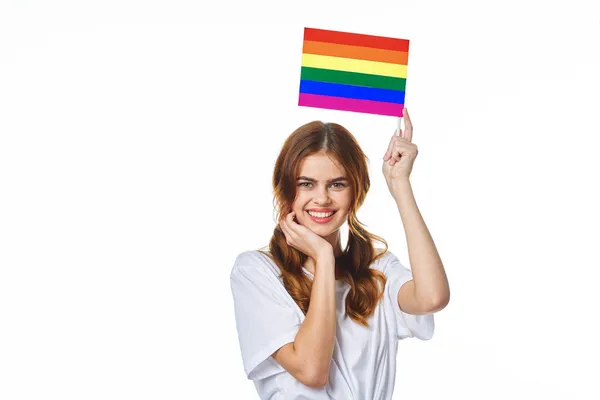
[382,109,450,312]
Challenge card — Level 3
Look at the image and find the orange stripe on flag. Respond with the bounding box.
[302,40,408,65]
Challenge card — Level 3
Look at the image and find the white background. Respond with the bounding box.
[1,1,599,399]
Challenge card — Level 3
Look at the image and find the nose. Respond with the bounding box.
[313,185,332,205]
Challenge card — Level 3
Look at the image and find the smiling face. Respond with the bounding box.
[291,152,352,248]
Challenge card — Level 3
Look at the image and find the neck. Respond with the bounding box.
[326,229,344,258]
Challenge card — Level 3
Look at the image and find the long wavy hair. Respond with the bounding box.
[257,120,389,327]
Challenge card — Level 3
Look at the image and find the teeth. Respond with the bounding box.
[308,211,334,218]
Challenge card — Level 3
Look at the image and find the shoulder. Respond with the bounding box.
[230,249,281,282]
[232,249,265,267]
[370,247,396,272]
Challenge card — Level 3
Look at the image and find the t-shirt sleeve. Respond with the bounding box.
[230,251,302,381]
[378,250,435,341]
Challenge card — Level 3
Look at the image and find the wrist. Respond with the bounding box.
[315,247,334,263]
[392,179,412,197]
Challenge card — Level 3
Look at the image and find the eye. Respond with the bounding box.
[298,182,346,188]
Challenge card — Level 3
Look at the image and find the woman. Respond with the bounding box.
[230,109,450,399]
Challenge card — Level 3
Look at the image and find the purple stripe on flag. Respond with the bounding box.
[298,93,404,117]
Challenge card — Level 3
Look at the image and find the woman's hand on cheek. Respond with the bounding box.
[279,210,333,261]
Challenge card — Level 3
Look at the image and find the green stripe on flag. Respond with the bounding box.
[300,66,406,91]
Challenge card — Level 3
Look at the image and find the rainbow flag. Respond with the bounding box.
[298,27,409,117]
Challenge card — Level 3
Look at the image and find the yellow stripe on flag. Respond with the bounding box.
[301,53,407,79]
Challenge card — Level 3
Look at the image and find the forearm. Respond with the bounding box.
[293,253,336,382]
[393,179,450,308]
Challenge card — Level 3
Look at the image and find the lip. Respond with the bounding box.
[306,208,337,212]
[305,210,337,224]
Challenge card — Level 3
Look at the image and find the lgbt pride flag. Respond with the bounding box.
[298,27,409,117]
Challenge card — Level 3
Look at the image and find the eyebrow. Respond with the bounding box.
[296,176,348,183]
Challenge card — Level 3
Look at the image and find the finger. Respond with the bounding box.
[389,146,405,164]
[278,213,286,227]
[383,132,397,161]
[280,217,293,241]
[278,219,287,237]
[279,215,287,230]
[403,108,413,142]
[281,210,293,226]
[392,143,406,156]
[285,211,298,233]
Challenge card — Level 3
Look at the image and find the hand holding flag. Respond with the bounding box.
[382,108,417,190]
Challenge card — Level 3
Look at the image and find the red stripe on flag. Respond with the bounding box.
[303,27,409,52]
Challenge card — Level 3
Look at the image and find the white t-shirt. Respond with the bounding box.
[230,248,435,400]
